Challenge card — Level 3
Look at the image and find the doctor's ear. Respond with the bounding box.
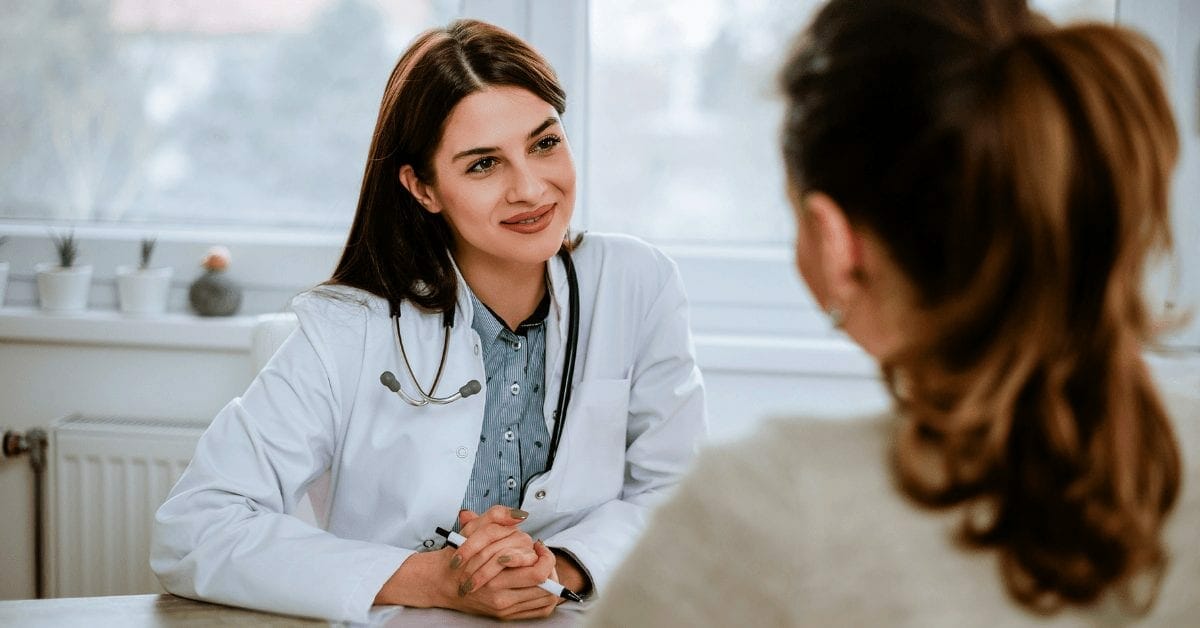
[399,165,440,214]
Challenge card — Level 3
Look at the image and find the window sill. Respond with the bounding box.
[0,305,878,377]
[694,333,876,378]
[0,306,255,352]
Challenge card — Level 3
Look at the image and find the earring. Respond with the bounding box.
[826,306,846,329]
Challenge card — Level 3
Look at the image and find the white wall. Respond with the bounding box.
[0,331,254,599]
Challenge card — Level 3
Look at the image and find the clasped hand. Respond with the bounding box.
[442,505,562,619]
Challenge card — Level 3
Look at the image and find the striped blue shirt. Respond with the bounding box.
[459,290,552,516]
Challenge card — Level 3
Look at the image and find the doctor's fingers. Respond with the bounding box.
[485,541,557,590]
[494,588,559,620]
[456,530,535,589]
[463,581,557,619]
[459,504,529,537]
[451,523,524,570]
[456,549,537,595]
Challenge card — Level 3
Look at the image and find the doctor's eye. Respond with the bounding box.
[531,135,562,154]
[467,156,499,174]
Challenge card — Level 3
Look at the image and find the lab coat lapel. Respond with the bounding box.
[543,253,570,436]
[445,248,567,437]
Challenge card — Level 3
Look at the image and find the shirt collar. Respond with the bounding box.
[449,248,567,338]
[469,283,551,343]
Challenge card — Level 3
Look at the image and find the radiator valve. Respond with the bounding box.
[1,430,24,458]
[2,428,48,471]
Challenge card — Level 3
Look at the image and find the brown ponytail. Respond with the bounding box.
[781,0,1181,614]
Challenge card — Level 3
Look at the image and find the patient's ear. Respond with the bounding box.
[804,192,867,306]
[399,165,440,214]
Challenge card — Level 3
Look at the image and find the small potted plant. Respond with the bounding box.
[36,229,93,313]
[188,245,242,316]
[0,235,10,307]
[116,237,173,316]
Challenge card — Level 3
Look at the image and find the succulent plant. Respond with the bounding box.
[50,230,79,268]
[139,237,157,270]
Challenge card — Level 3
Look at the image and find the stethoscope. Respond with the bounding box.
[380,245,580,473]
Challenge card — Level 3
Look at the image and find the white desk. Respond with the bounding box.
[0,594,585,627]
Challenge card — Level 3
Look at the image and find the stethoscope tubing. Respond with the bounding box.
[543,246,578,472]
[381,246,580,482]
[379,314,470,406]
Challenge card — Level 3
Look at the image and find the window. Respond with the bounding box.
[1,0,460,228]
[3,0,1194,351]
[2,0,1115,233]
[587,0,819,245]
[577,0,1128,342]
[584,0,1116,246]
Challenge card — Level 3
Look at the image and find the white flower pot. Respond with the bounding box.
[116,265,173,316]
[0,261,9,307]
[36,263,93,313]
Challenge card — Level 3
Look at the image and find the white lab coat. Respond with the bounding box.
[150,233,708,623]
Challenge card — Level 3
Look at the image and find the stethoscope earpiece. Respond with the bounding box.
[379,369,481,406]
[458,380,482,398]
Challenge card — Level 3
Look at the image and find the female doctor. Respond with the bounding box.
[150,19,706,623]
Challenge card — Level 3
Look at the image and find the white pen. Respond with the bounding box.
[435,526,584,603]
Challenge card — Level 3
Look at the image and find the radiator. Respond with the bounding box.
[47,416,205,598]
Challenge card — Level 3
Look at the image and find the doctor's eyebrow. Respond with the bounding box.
[526,117,558,139]
[450,117,560,162]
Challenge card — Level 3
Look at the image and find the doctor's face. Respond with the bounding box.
[411,86,575,273]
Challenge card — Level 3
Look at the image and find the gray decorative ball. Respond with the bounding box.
[189,269,242,316]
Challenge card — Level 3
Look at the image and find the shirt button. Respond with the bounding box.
[504,430,515,442]
[422,539,436,549]
[535,490,547,500]
[455,446,468,459]
[473,343,480,355]
[506,477,517,489]
[509,383,520,395]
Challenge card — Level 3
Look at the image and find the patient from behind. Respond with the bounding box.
[588,0,1197,625]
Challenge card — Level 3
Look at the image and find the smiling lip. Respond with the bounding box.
[500,204,555,234]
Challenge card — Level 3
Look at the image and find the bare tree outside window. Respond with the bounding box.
[0,0,458,228]
[586,0,1117,246]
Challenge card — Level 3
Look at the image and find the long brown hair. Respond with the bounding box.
[781,0,1181,614]
[329,19,566,315]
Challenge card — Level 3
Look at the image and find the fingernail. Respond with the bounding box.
[449,554,462,570]
[509,508,529,520]
[498,555,512,564]
[458,579,473,596]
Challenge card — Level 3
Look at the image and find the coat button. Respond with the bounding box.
[509,383,520,395]
[514,340,522,350]
[422,538,436,549]
[506,477,517,489]
[504,429,515,442]
[535,490,547,500]
[456,446,468,459]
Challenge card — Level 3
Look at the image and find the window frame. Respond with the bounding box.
[1,0,1195,367]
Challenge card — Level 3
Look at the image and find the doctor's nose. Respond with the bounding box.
[504,159,547,205]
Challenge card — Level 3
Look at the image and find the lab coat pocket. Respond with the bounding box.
[555,378,631,512]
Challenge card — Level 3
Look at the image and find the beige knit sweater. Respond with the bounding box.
[587,356,1199,627]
